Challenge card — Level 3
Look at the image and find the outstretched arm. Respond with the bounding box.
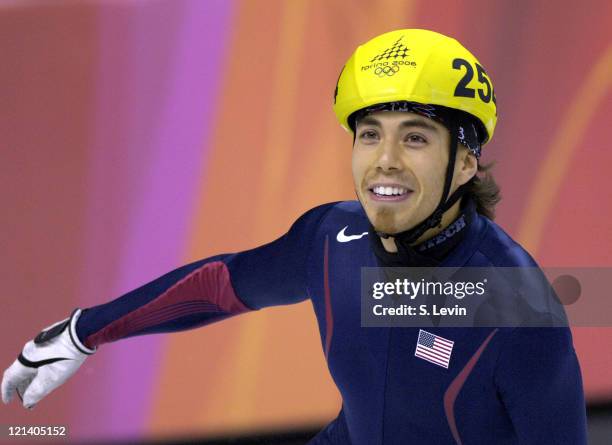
[76,202,333,349]
[2,202,334,408]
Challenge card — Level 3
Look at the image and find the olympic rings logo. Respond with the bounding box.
[375,65,400,77]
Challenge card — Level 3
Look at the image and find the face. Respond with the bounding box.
[352,111,475,235]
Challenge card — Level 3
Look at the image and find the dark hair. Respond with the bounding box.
[465,162,501,220]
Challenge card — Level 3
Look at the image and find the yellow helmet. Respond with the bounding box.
[333,29,497,144]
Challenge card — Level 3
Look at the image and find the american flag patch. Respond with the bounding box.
[414,329,454,369]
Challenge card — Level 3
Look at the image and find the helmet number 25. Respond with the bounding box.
[452,58,497,106]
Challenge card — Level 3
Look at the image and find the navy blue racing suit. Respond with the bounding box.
[76,199,587,444]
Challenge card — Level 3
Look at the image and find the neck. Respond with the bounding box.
[379,200,463,253]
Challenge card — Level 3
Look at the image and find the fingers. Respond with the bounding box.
[22,380,44,409]
[17,373,36,408]
[1,369,16,404]
[22,366,64,410]
[2,360,36,405]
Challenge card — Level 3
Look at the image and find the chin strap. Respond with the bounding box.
[376,118,468,247]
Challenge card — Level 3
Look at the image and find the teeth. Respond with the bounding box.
[373,186,407,196]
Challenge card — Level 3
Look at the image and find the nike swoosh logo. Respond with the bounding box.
[336,226,368,243]
[18,353,70,369]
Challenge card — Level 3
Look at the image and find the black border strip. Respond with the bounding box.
[104,402,612,445]
[107,426,321,445]
[587,399,612,417]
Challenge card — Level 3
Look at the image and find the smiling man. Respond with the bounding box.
[352,110,476,251]
[2,29,587,444]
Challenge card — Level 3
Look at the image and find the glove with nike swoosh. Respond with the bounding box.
[1,309,95,409]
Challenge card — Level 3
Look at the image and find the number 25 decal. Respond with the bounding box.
[452,58,497,106]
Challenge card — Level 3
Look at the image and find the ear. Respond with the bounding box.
[454,145,478,187]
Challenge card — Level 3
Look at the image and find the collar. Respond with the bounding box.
[369,198,477,267]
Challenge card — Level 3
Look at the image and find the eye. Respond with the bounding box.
[404,133,427,145]
[358,129,379,141]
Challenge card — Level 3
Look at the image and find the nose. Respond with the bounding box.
[376,139,402,172]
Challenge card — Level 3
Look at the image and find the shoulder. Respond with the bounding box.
[293,200,369,234]
[466,215,571,326]
[470,215,539,268]
[299,200,367,220]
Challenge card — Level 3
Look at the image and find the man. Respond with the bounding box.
[2,29,587,444]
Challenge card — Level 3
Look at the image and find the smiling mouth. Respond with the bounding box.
[368,185,413,202]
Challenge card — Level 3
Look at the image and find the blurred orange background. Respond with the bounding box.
[1,0,611,442]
